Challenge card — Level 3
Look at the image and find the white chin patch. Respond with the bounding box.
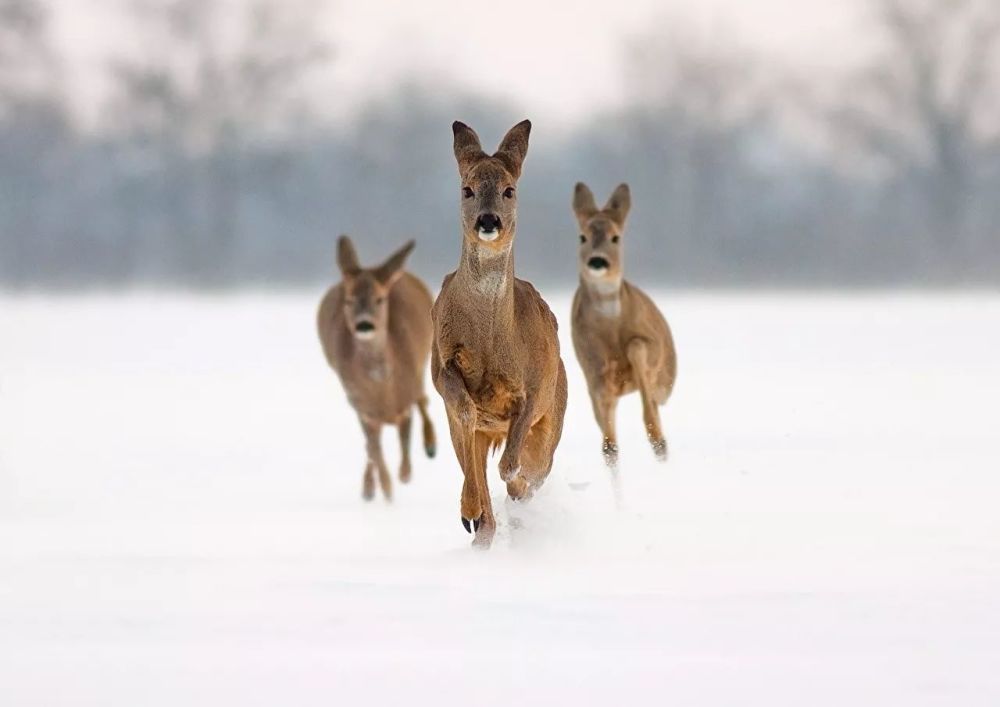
[478,228,500,242]
[587,265,609,277]
[354,330,376,341]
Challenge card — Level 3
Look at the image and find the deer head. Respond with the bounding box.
[452,119,531,253]
[573,182,631,286]
[337,235,415,341]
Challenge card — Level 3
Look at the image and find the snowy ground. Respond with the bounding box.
[1,291,998,706]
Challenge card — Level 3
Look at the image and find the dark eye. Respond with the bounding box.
[503,187,515,199]
[375,296,385,305]
[612,235,620,244]
[463,186,474,199]
[579,234,586,244]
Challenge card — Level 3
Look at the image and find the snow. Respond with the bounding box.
[1,291,998,706]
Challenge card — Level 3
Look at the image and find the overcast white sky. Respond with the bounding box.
[51,0,869,128]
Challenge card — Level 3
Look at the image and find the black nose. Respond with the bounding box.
[355,321,375,333]
[475,213,502,232]
[588,256,610,271]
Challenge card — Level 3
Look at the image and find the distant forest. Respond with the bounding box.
[2,0,999,289]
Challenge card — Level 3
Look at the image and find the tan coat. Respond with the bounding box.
[570,182,676,468]
[432,119,568,548]
[317,236,436,501]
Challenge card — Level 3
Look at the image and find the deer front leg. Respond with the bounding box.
[589,387,619,469]
[436,358,482,533]
[626,338,667,462]
[397,411,412,483]
[360,416,393,500]
[498,394,535,496]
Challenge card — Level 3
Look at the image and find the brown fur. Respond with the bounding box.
[432,119,568,548]
[570,182,677,468]
[317,236,437,501]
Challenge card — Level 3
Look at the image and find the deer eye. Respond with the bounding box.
[579,234,586,244]
[612,235,620,244]
[462,187,474,199]
[375,296,385,305]
[503,187,515,199]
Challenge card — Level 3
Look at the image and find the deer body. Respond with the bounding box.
[317,237,436,501]
[570,183,676,468]
[432,120,567,548]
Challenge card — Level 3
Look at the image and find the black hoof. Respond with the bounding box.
[426,444,436,459]
[461,516,482,534]
[462,517,471,533]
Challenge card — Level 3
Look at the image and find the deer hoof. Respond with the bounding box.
[461,515,482,534]
[602,441,619,469]
[651,439,668,462]
[498,458,520,482]
[425,443,436,458]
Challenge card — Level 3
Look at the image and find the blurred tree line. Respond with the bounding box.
[1,0,998,289]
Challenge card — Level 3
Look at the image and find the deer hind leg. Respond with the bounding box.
[471,430,496,549]
[362,461,375,501]
[626,338,667,462]
[590,388,620,469]
[416,395,436,458]
[397,412,413,483]
[361,417,393,501]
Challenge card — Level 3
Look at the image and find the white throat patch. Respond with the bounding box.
[476,269,507,295]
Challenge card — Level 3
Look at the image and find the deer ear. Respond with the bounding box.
[573,182,599,227]
[374,239,415,287]
[453,121,486,175]
[604,183,631,226]
[495,119,531,179]
[337,235,361,277]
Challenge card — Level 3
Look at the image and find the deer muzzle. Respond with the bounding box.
[354,320,376,340]
[587,255,610,274]
[475,213,502,241]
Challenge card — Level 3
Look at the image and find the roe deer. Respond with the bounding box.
[431,119,568,548]
[571,182,676,469]
[317,236,436,501]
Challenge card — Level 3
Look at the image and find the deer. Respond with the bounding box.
[317,236,436,501]
[431,119,568,549]
[570,182,677,471]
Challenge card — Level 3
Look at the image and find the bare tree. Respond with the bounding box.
[0,0,70,285]
[106,0,331,281]
[834,0,1000,259]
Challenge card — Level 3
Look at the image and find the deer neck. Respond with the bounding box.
[354,334,390,382]
[456,238,515,316]
[581,273,623,318]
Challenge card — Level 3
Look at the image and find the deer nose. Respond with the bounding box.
[354,320,376,336]
[587,256,610,272]
[475,213,502,237]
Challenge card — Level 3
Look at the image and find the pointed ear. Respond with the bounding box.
[494,119,531,179]
[453,121,486,176]
[374,239,415,287]
[337,235,361,277]
[604,183,631,226]
[573,182,599,228]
